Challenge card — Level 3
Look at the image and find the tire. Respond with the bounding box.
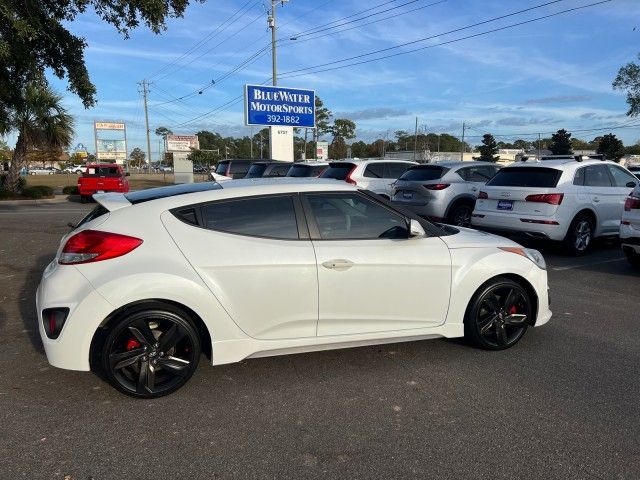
[99,306,201,398]
[447,203,473,227]
[625,250,640,268]
[563,213,594,256]
[464,277,532,350]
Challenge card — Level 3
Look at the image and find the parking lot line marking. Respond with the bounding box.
[551,258,625,271]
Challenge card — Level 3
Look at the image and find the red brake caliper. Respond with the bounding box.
[126,338,141,351]
[509,305,518,315]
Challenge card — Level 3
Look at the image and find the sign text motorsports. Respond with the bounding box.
[245,85,315,128]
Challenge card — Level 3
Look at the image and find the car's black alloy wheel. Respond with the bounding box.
[448,204,473,227]
[101,308,200,398]
[465,278,532,350]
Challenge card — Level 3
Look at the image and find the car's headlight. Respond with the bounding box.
[499,247,546,270]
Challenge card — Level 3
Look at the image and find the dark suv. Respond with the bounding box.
[245,161,291,178]
[212,159,254,179]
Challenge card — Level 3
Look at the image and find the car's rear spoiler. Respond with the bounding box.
[93,192,132,212]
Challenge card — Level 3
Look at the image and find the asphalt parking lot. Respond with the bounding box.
[1,200,638,479]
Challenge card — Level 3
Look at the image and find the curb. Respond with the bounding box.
[0,195,77,206]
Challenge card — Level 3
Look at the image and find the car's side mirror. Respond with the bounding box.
[409,219,426,238]
[626,181,636,188]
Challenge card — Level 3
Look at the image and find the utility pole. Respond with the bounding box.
[537,133,541,160]
[413,117,418,162]
[138,79,153,168]
[269,0,288,86]
[460,122,466,161]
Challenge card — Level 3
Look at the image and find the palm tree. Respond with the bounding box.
[3,83,74,193]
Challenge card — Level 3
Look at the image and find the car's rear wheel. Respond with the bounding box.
[624,249,640,267]
[448,203,473,227]
[464,277,532,350]
[564,213,593,255]
[100,308,200,398]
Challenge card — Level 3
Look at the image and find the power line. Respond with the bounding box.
[281,1,445,46]
[147,0,260,80]
[290,0,444,40]
[279,0,611,79]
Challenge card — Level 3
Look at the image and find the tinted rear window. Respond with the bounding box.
[85,166,121,177]
[486,167,562,188]
[288,165,319,177]
[215,162,229,175]
[399,166,448,181]
[125,182,222,205]
[320,164,355,180]
[77,205,108,228]
[245,164,267,178]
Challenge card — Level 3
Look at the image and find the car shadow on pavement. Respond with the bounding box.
[19,254,51,355]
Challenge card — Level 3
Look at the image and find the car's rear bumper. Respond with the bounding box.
[391,198,447,219]
[471,211,567,241]
[37,261,113,371]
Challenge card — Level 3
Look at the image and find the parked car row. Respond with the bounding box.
[211,157,640,261]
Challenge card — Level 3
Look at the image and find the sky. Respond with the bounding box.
[18,0,640,158]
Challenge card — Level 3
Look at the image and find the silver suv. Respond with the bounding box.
[391,161,500,226]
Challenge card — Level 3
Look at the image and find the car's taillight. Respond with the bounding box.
[525,193,564,205]
[345,166,357,185]
[624,196,640,211]
[478,191,488,199]
[59,230,143,265]
[423,183,450,190]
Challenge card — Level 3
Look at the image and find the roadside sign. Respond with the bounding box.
[316,141,329,160]
[166,134,199,152]
[94,121,127,164]
[245,85,315,128]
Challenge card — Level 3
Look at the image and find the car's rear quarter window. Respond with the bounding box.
[486,167,562,188]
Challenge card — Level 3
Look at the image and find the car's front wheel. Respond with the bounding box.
[100,307,201,398]
[464,277,532,350]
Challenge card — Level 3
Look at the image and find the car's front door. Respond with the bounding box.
[301,191,451,337]
[161,194,318,340]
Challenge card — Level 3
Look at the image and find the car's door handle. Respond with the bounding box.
[322,259,354,270]
[593,197,600,203]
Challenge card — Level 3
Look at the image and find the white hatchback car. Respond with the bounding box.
[472,159,639,254]
[621,184,640,267]
[38,179,551,398]
[319,159,416,198]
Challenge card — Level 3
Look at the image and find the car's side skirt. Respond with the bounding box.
[210,322,464,366]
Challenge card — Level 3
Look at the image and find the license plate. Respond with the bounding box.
[402,191,413,200]
[497,200,513,210]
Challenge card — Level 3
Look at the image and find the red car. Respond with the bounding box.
[78,163,129,202]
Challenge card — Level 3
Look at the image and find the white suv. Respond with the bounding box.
[319,159,416,198]
[472,159,639,254]
[621,184,640,267]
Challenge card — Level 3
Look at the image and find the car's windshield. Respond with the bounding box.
[245,164,267,178]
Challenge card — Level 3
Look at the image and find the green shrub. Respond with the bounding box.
[62,185,79,195]
[21,185,54,199]
[0,189,13,199]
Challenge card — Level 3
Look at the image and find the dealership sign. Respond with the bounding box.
[166,134,199,152]
[95,122,125,130]
[245,85,315,128]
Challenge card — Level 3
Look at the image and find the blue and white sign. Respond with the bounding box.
[245,84,315,128]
